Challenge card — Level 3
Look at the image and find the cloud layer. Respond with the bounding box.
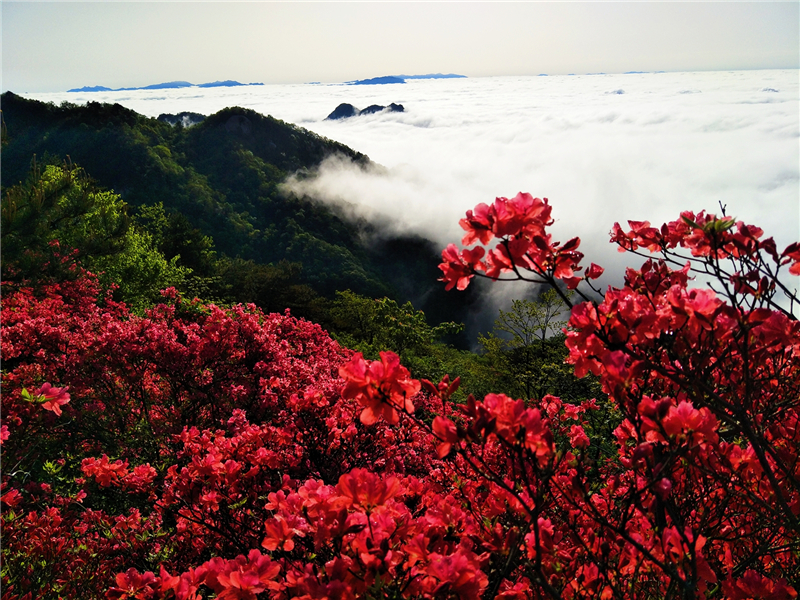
[27,70,799,302]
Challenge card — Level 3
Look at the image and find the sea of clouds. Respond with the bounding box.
[25,70,799,307]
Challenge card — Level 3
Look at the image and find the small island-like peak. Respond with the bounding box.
[346,73,466,85]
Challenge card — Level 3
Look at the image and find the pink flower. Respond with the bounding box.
[782,242,800,275]
[105,568,158,600]
[337,467,401,510]
[35,383,71,416]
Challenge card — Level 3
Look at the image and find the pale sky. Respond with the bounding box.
[2,2,799,93]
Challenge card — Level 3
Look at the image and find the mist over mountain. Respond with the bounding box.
[157,111,206,127]
[12,69,800,330]
[45,72,798,277]
[1,92,483,342]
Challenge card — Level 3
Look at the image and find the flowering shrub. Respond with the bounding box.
[0,277,445,599]
[436,194,800,597]
[2,194,798,599]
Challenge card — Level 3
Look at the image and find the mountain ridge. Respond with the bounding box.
[67,80,264,92]
[66,74,465,92]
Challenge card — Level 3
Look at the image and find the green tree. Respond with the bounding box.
[494,288,570,348]
[212,257,323,319]
[327,290,463,380]
[2,159,128,280]
[2,161,187,312]
[1,94,480,328]
[479,289,598,401]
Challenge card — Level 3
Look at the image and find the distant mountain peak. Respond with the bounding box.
[66,80,264,92]
[346,73,466,86]
[198,80,265,88]
[139,81,194,90]
[348,76,406,86]
[66,85,114,93]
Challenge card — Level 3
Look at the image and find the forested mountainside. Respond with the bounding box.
[0,92,480,334]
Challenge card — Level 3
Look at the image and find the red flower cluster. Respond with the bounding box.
[439,193,595,291]
[339,351,421,425]
[434,197,800,597]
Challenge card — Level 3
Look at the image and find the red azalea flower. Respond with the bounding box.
[34,383,71,416]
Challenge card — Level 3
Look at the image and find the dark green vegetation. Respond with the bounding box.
[1,92,598,401]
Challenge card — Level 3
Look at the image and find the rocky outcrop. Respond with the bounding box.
[325,103,405,120]
[325,104,359,120]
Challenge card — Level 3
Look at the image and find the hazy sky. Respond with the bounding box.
[3,2,798,93]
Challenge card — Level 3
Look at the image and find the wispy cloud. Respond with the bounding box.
[280,71,799,288]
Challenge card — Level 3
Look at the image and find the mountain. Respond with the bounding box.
[137,80,193,90]
[347,74,467,85]
[325,103,358,119]
[157,111,206,127]
[325,103,404,120]
[359,103,404,115]
[65,80,264,92]
[198,80,245,88]
[68,76,466,92]
[66,85,114,92]
[349,76,405,85]
[0,92,479,338]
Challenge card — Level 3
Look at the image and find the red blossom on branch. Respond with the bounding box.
[339,351,421,425]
